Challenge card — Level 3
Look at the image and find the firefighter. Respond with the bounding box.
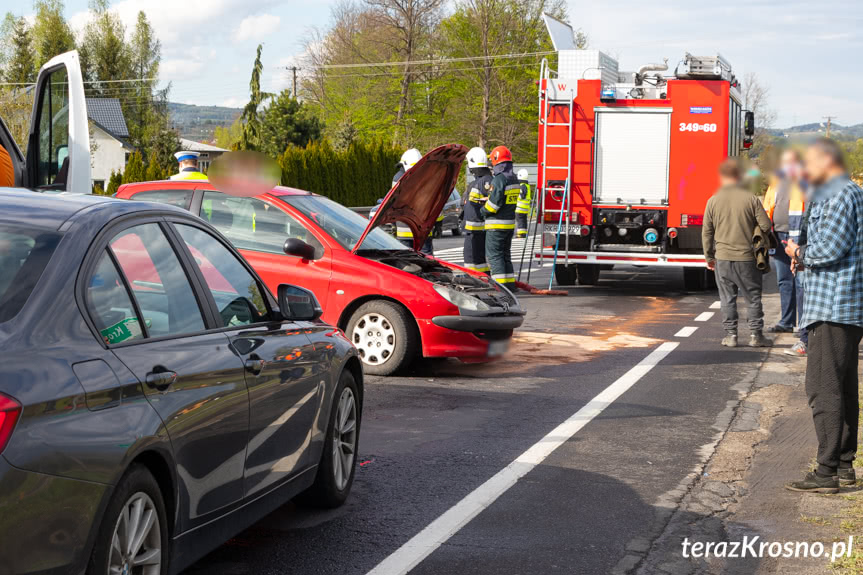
[393,148,436,255]
[463,147,492,273]
[482,146,519,286]
[170,151,207,181]
[515,168,532,238]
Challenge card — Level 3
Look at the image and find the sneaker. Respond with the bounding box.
[784,471,839,494]
[767,324,793,333]
[784,341,807,357]
[838,468,856,486]
[721,334,738,347]
[749,332,773,347]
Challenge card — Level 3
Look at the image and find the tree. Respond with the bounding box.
[31,0,76,71]
[330,118,359,150]
[122,151,145,184]
[126,11,161,149]
[145,151,166,181]
[742,72,776,158]
[260,91,323,157]
[105,169,123,194]
[238,44,272,151]
[214,119,242,150]
[4,16,35,84]
[79,0,132,97]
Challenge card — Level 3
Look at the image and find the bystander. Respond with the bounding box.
[784,138,863,494]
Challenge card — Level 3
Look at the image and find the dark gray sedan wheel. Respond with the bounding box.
[298,369,361,508]
[88,465,168,575]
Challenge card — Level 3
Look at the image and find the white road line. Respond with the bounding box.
[675,326,698,337]
[710,301,721,309]
[366,341,680,575]
[694,312,714,322]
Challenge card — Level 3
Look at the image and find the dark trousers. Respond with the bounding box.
[486,229,515,284]
[515,213,528,237]
[806,321,863,475]
[772,232,798,329]
[715,259,764,333]
[400,237,433,255]
[463,231,489,272]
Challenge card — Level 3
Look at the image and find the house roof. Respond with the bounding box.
[86,98,129,139]
[179,138,228,153]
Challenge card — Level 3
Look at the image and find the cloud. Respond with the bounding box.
[220,97,245,108]
[233,14,281,43]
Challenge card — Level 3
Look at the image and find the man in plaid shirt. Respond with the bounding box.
[784,138,863,494]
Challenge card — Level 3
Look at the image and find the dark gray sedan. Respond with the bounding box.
[0,189,363,575]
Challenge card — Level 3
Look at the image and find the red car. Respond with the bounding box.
[116,144,524,375]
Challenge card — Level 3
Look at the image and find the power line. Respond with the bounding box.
[293,50,556,71]
[282,58,548,81]
[0,77,159,87]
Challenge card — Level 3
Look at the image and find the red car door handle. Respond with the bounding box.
[245,355,265,375]
[145,370,177,391]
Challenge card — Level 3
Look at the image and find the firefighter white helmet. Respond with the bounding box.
[400,148,422,170]
[466,147,488,169]
[517,168,529,181]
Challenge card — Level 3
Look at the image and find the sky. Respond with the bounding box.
[2,0,861,128]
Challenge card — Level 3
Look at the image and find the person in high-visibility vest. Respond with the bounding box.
[481,146,519,286]
[170,151,207,181]
[462,147,492,273]
[515,168,532,238]
[393,148,436,255]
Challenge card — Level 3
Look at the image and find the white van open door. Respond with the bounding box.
[23,51,91,193]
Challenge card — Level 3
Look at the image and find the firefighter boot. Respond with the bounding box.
[721,333,738,347]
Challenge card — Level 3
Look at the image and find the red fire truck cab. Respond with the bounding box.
[536,15,755,290]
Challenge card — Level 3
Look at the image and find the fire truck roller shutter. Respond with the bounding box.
[594,108,672,206]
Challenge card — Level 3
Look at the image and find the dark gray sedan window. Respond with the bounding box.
[129,189,192,209]
[109,224,206,337]
[175,224,270,327]
[87,250,145,344]
[0,226,61,324]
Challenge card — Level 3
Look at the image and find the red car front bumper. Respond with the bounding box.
[416,313,524,360]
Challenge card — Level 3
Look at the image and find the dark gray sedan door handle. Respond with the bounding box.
[245,356,265,375]
[145,370,177,391]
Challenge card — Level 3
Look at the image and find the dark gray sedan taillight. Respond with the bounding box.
[0,393,21,454]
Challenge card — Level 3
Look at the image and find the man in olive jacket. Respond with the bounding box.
[703,159,773,348]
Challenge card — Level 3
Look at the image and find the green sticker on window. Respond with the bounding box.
[100,317,143,344]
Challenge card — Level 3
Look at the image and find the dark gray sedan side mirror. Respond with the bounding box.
[278,284,323,321]
[284,238,316,260]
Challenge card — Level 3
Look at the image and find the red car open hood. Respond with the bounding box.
[353,144,468,253]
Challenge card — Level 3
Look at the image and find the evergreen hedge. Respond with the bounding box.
[279,139,400,206]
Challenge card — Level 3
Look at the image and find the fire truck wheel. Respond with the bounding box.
[576,264,600,285]
[554,264,577,286]
[683,267,707,291]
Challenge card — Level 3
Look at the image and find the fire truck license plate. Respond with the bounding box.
[544,224,582,235]
[487,339,509,357]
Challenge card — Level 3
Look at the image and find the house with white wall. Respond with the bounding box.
[87,98,132,190]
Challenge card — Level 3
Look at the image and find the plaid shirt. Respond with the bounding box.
[800,175,863,328]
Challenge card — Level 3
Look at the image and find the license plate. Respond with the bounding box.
[488,339,510,357]
[543,224,582,235]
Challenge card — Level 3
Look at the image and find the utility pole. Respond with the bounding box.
[823,115,837,138]
[289,66,298,99]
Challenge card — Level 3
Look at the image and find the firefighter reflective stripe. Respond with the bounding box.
[469,188,485,201]
[492,273,515,284]
[485,199,500,213]
[485,219,515,230]
[516,183,532,214]
[463,262,490,272]
[504,184,521,205]
[464,220,485,231]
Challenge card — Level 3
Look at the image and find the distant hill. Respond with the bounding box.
[769,122,863,141]
[168,102,241,143]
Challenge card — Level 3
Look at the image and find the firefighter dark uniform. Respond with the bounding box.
[463,169,493,273]
[482,157,519,285]
[515,179,532,238]
[393,166,435,254]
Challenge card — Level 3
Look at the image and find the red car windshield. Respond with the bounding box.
[282,195,407,252]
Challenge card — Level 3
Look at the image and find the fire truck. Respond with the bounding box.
[535,15,755,290]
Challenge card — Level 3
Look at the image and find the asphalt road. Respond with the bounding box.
[184,236,772,575]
